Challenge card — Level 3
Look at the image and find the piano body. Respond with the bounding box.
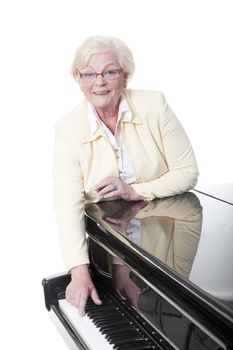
[42,186,233,349]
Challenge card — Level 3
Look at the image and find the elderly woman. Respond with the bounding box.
[54,35,198,315]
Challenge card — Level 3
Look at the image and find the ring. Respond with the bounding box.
[111,183,117,191]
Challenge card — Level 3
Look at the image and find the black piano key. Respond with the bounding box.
[116,344,155,350]
[87,311,120,320]
[86,300,118,308]
[106,323,135,331]
[106,330,139,340]
[98,320,130,330]
[104,326,138,338]
[91,313,123,321]
[113,339,153,349]
[100,318,132,326]
[92,315,124,326]
[108,334,143,344]
[95,319,125,328]
[87,308,118,316]
[99,320,131,332]
[85,302,115,309]
[83,290,160,350]
[86,306,119,314]
[86,302,115,310]
[88,307,119,314]
[108,333,145,343]
[86,305,115,311]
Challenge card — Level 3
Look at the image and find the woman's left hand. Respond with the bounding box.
[94,176,145,201]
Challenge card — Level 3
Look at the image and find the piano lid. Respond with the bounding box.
[195,182,233,205]
[85,187,233,322]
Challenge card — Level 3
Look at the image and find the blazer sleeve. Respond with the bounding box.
[131,93,199,199]
[54,122,89,271]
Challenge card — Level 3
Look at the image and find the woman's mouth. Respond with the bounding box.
[93,91,110,95]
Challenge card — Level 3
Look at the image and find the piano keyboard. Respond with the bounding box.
[59,290,160,350]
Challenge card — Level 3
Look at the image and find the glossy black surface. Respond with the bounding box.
[85,189,233,348]
[89,239,225,350]
[85,190,233,316]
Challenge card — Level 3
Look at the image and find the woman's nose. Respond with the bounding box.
[95,74,106,86]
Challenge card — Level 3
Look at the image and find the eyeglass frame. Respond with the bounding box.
[78,68,123,83]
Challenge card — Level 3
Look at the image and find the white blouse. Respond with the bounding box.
[87,95,136,184]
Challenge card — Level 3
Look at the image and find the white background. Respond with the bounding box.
[0,0,232,348]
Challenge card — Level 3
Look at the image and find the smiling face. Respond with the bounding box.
[77,52,126,116]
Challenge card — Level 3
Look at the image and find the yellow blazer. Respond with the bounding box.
[54,90,198,270]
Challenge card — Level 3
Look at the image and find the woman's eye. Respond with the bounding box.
[83,73,95,78]
[105,70,116,76]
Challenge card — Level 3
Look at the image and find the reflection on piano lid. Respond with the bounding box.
[86,192,203,279]
[42,187,233,349]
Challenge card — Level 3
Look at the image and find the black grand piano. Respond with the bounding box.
[42,185,233,349]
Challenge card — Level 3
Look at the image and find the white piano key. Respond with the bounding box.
[59,299,114,350]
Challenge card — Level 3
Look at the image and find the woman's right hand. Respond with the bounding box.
[65,264,102,315]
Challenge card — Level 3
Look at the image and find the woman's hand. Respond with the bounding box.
[65,264,102,316]
[112,265,140,309]
[94,176,145,201]
[105,200,147,232]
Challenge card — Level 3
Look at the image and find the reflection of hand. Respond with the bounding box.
[94,176,145,201]
[112,265,140,308]
[65,264,102,316]
[105,200,147,232]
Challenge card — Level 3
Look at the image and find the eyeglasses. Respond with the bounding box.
[79,69,122,83]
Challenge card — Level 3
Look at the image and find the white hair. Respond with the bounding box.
[71,35,135,82]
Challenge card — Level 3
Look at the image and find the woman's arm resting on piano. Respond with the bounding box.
[94,176,145,201]
[65,264,102,316]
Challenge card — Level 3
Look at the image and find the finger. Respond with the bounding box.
[91,288,102,305]
[98,184,118,196]
[94,183,106,192]
[97,184,112,195]
[103,190,118,198]
[78,293,88,316]
[94,179,111,191]
[66,288,78,306]
[94,177,118,192]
